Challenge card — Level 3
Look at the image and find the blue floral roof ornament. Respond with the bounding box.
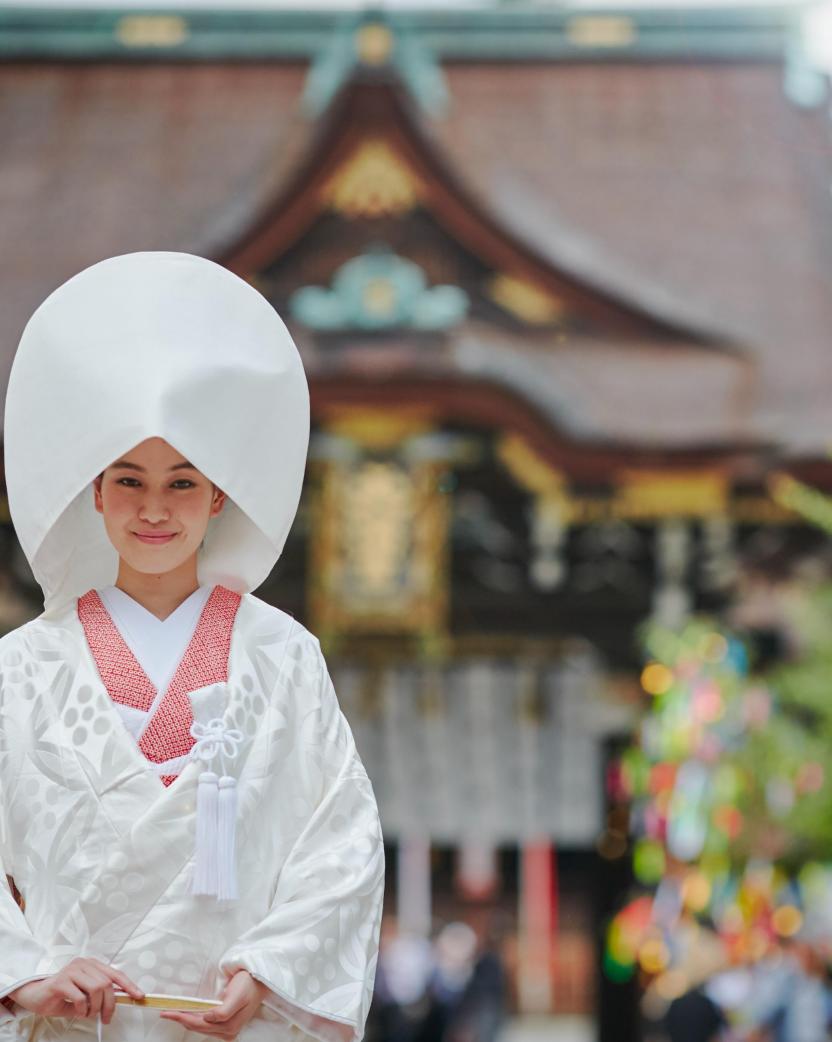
[289,245,469,332]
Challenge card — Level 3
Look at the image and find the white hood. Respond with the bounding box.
[4,251,310,615]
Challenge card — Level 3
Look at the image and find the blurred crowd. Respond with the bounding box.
[655,933,832,1042]
[366,918,508,1042]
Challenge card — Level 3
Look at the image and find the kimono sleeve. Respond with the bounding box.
[218,636,385,1042]
[0,804,52,1020]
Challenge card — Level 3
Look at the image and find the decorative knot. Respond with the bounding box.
[188,718,243,765]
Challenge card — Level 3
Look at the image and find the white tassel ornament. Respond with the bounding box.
[216,776,239,901]
[188,718,243,901]
[191,771,219,896]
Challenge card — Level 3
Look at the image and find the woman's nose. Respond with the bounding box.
[138,494,171,523]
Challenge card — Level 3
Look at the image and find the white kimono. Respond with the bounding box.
[0,588,385,1041]
[0,252,383,1042]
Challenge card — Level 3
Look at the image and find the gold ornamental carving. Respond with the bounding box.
[489,274,565,326]
[322,140,423,219]
[309,450,449,642]
[566,15,636,48]
[497,434,574,516]
[116,15,188,47]
[613,470,728,520]
[493,435,798,524]
[321,407,435,451]
[354,23,394,66]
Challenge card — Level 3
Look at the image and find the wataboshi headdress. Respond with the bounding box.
[4,251,310,615]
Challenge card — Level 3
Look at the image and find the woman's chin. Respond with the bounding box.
[119,548,193,576]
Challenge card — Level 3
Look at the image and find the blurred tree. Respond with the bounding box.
[605,579,832,987]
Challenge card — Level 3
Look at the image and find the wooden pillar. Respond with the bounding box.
[456,840,499,901]
[397,834,432,937]
[518,839,556,1012]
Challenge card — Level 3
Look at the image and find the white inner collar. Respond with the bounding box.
[96,584,213,696]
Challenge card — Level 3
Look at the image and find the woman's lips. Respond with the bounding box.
[133,532,177,545]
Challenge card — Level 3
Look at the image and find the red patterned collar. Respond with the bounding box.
[78,585,242,785]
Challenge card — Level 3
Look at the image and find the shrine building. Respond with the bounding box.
[0,2,829,1026]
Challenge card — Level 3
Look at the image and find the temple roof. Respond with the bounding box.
[0,4,828,455]
[427,61,832,452]
[0,5,804,62]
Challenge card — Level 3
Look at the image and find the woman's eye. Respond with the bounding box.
[114,477,195,489]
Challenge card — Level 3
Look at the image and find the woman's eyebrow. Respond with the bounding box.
[109,461,196,472]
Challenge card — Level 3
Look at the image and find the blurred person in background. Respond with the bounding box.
[665,986,728,1042]
[741,936,831,1042]
[643,909,730,1042]
[368,916,435,1042]
[415,922,478,1042]
[407,918,508,1042]
[442,920,507,1042]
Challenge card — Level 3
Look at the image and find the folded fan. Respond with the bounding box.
[113,991,222,1011]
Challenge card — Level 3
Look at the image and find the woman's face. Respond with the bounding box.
[93,437,225,576]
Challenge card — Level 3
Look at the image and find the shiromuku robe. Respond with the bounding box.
[1,251,381,1041]
[0,588,385,1042]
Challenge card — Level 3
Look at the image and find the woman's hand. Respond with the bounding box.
[159,969,270,1039]
[8,957,144,1024]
